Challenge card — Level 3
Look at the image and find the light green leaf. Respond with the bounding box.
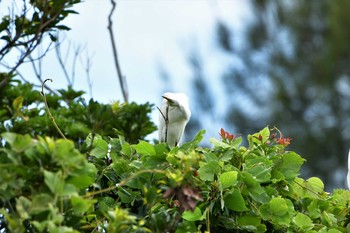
[249,127,270,145]
[191,129,206,145]
[132,141,156,156]
[1,132,32,153]
[269,197,288,216]
[121,142,132,156]
[220,171,238,189]
[89,135,109,158]
[244,157,272,183]
[326,229,342,233]
[204,152,220,163]
[293,213,314,230]
[198,162,221,181]
[12,96,23,111]
[182,207,204,221]
[292,177,324,199]
[209,138,230,148]
[279,151,305,181]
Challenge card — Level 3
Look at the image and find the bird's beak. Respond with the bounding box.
[162,96,174,103]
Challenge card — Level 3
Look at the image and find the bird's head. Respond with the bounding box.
[162,92,189,108]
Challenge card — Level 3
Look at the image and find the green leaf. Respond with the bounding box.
[132,141,156,156]
[71,196,96,215]
[191,129,206,145]
[326,229,342,233]
[121,142,132,156]
[224,188,249,212]
[249,126,270,145]
[175,220,197,233]
[44,170,65,195]
[98,197,116,213]
[278,151,305,181]
[321,211,337,228]
[67,165,96,189]
[1,133,32,153]
[30,194,54,214]
[209,137,230,148]
[219,171,238,189]
[16,196,31,219]
[307,199,321,219]
[241,171,269,203]
[182,207,204,221]
[269,197,288,216]
[237,215,266,232]
[293,213,314,231]
[244,156,272,183]
[154,143,169,155]
[89,135,109,158]
[198,161,221,181]
[219,149,234,161]
[292,177,324,199]
[259,198,294,227]
[12,96,24,111]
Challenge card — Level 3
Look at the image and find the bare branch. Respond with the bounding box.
[0,3,65,88]
[107,0,128,102]
[55,36,73,86]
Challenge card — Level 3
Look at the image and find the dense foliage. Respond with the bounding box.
[1,126,350,232]
[1,1,350,232]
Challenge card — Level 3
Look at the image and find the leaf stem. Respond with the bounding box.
[41,79,67,140]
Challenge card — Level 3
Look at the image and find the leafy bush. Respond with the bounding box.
[1,126,349,232]
[0,79,156,146]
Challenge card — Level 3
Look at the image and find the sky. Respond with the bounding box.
[1,0,250,141]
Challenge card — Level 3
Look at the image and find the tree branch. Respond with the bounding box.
[107,0,128,102]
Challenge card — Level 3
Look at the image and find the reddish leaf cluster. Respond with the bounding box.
[219,128,238,142]
[272,128,292,146]
[163,185,203,213]
[276,137,292,146]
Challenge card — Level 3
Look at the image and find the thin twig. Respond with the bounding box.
[41,79,67,140]
[84,169,166,198]
[55,37,72,86]
[107,0,128,102]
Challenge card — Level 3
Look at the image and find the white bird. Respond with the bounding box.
[158,92,191,147]
[347,149,350,189]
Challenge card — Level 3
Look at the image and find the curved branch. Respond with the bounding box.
[41,79,67,140]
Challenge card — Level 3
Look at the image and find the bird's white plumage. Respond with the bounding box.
[158,92,191,147]
[347,149,350,189]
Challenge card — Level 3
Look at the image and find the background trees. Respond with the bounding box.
[188,0,350,190]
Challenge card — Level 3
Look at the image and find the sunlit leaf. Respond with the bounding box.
[182,207,204,221]
[132,141,156,156]
[220,171,238,189]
